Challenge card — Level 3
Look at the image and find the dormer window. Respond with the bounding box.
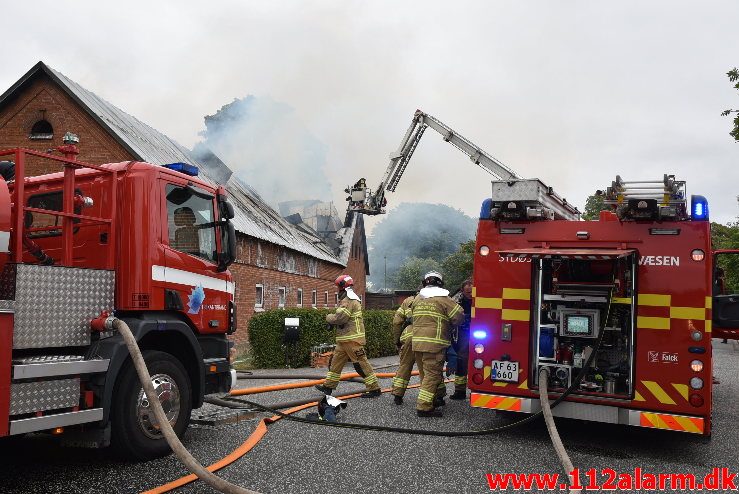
[30,119,53,140]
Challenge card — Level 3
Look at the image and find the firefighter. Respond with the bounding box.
[315,275,381,398]
[450,279,473,400]
[412,271,465,417]
[390,292,417,405]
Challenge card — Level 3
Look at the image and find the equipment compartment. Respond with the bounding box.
[531,252,636,398]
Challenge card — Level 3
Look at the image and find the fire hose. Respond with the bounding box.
[112,318,261,494]
[120,276,612,493]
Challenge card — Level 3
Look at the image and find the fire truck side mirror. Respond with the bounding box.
[217,221,236,272]
[219,199,235,220]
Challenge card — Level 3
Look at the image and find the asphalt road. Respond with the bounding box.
[1,340,737,494]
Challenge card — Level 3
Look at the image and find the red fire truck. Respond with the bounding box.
[0,138,237,459]
[468,175,738,436]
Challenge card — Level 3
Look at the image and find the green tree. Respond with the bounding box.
[711,221,739,293]
[368,203,477,290]
[389,257,441,290]
[721,68,739,142]
[441,240,476,292]
[583,192,609,220]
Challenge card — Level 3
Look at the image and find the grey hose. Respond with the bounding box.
[539,368,582,494]
[112,318,260,494]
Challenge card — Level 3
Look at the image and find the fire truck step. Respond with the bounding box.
[12,356,110,379]
[9,408,104,436]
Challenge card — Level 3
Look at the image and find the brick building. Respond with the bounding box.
[0,61,369,349]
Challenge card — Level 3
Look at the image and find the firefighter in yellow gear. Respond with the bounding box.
[390,294,417,405]
[412,271,464,417]
[450,280,473,400]
[315,274,381,398]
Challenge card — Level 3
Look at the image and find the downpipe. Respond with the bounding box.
[111,317,260,494]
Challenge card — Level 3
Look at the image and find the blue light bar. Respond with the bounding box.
[472,330,488,339]
[690,195,709,221]
[164,162,199,177]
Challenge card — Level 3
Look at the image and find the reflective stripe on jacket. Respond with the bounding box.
[392,295,415,344]
[411,295,464,353]
[327,297,365,344]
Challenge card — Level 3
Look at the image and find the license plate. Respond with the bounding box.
[491,360,519,382]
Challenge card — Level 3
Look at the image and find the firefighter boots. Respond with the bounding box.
[449,390,466,400]
[315,385,333,395]
[393,395,403,405]
[417,409,443,418]
[360,389,381,398]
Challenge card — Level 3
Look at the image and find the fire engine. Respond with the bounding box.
[468,175,739,436]
[0,136,237,459]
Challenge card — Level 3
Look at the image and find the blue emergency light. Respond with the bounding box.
[690,195,709,221]
[164,162,199,177]
[472,329,488,340]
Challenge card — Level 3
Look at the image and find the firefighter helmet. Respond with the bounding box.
[422,271,444,287]
[335,274,354,289]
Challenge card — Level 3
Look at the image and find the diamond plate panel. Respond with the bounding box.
[10,378,80,415]
[12,265,115,349]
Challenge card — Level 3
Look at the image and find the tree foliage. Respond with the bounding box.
[441,239,476,293]
[389,240,476,293]
[721,68,739,142]
[711,221,739,293]
[583,192,609,220]
[368,203,477,290]
[389,257,441,290]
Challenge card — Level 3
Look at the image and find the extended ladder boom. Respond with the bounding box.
[345,109,579,222]
[346,110,519,217]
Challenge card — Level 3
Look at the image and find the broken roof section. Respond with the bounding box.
[0,62,345,265]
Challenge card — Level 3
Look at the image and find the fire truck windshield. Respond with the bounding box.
[166,184,217,262]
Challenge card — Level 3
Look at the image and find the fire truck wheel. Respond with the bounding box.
[111,350,192,461]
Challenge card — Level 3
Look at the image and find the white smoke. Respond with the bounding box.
[197,96,332,208]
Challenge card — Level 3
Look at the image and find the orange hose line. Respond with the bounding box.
[143,372,433,494]
[228,371,418,396]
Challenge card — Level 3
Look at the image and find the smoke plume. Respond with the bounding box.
[197,96,332,208]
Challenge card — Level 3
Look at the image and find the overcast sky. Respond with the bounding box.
[3,1,738,228]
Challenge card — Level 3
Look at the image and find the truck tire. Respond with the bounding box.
[111,350,192,461]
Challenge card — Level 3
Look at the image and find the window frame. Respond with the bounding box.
[296,288,303,307]
[255,284,264,309]
[278,286,286,308]
[165,183,218,263]
[324,291,329,307]
[311,289,317,308]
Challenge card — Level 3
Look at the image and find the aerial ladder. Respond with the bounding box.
[344,109,579,223]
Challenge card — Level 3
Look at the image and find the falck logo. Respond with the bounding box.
[188,284,206,314]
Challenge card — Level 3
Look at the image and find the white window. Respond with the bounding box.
[335,293,339,306]
[311,289,317,307]
[324,291,329,307]
[278,287,286,308]
[297,288,303,307]
[255,284,264,308]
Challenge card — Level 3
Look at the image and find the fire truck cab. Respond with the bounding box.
[468,175,735,436]
[0,145,237,459]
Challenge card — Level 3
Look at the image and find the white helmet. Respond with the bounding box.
[422,271,444,287]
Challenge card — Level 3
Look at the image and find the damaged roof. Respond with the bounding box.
[0,62,348,266]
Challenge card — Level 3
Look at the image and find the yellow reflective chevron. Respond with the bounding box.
[671,383,689,401]
[502,288,530,300]
[637,316,670,330]
[476,297,502,310]
[502,309,530,321]
[638,294,671,307]
[642,380,677,405]
[670,306,705,320]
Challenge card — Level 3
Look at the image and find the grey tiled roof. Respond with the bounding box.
[19,63,346,265]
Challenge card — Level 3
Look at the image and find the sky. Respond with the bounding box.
[2,1,738,229]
